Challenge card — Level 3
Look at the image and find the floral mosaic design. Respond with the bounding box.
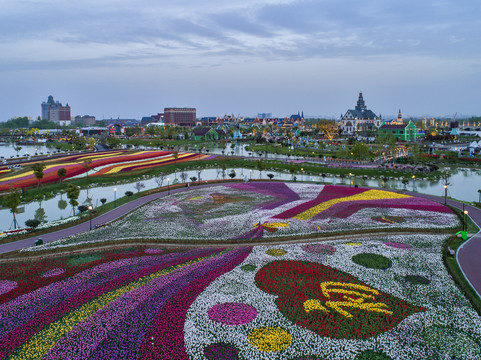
[1,235,481,359]
[40,183,458,250]
[185,235,481,359]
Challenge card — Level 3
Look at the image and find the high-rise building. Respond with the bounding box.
[164,107,196,127]
[41,95,71,126]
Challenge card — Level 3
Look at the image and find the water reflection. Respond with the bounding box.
[1,144,481,231]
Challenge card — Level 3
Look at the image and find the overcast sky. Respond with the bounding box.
[1,0,480,121]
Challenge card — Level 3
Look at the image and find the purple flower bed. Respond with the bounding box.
[0,246,251,359]
[208,303,258,325]
[227,182,300,210]
[274,185,367,219]
[0,280,17,296]
[301,243,336,255]
[383,242,411,250]
[41,268,66,278]
[0,248,218,358]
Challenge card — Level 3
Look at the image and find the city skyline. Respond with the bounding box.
[1,0,480,121]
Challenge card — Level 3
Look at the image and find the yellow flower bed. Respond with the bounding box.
[102,152,196,174]
[248,327,292,353]
[293,190,411,220]
[265,249,287,257]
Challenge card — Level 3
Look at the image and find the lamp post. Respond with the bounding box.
[113,188,117,208]
[167,178,170,195]
[444,185,448,205]
[88,205,93,230]
[249,169,252,180]
[412,175,415,192]
[300,168,303,182]
[349,173,353,187]
[463,203,468,232]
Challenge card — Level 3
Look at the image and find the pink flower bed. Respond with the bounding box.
[383,242,411,250]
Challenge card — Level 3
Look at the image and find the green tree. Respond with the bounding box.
[31,162,46,187]
[34,207,46,222]
[57,168,67,182]
[81,159,92,178]
[14,146,22,156]
[0,116,29,129]
[105,137,121,148]
[351,142,371,160]
[172,150,179,165]
[25,219,41,231]
[3,188,21,229]
[289,162,297,180]
[58,199,68,211]
[66,184,80,216]
[256,158,265,179]
[377,132,396,161]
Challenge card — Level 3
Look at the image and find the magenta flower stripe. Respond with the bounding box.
[138,247,252,360]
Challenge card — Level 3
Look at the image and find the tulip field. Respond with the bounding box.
[0,150,213,191]
[1,182,479,359]
[45,183,459,250]
[1,234,481,359]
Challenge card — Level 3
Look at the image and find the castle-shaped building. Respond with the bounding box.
[339,92,382,135]
[41,95,71,126]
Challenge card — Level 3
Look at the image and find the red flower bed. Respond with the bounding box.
[255,260,424,339]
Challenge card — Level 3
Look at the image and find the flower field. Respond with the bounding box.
[1,234,480,359]
[0,150,213,191]
[45,183,459,249]
[0,150,175,190]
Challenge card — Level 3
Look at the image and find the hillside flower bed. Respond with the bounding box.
[2,235,479,359]
[35,183,459,251]
[0,150,171,190]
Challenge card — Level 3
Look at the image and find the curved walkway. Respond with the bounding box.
[404,191,481,299]
[0,182,480,299]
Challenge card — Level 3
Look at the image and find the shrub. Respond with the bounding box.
[352,253,392,270]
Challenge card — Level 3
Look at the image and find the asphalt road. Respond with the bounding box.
[1,183,480,299]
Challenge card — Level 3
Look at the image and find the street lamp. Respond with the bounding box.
[249,169,252,180]
[444,184,448,205]
[349,173,353,187]
[167,177,170,195]
[463,209,468,232]
[412,175,415,192]
[113,188,117,208]
[88,205,93,230]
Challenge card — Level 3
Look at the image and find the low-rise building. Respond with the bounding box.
[378,120,418,141]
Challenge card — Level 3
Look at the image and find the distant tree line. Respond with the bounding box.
[1,116,62,130]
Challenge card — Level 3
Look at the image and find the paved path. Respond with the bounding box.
[0,184,199,255]
[404,191,481,299]
[1,182,480,299]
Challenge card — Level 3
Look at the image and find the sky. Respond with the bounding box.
[0,0,480,121]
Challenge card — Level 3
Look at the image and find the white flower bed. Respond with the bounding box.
[25,184,459,251]
[185,234,481,359]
